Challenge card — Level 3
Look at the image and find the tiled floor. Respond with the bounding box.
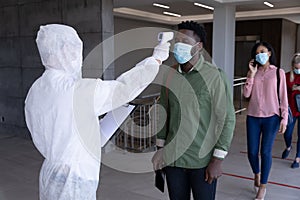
[0,113,300,200]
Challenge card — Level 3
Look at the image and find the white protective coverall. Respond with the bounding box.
[24,24,169,200]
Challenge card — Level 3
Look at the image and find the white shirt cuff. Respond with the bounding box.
[213,149,228,159]
[156,139,165,147]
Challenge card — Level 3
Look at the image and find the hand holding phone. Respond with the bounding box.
[247,59,258,78]
[251,60,258,68]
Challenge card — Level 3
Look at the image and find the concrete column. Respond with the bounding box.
[101,0,114,80]
[212,5,236,87]
[81,0,114,80]
[0,0,115,138]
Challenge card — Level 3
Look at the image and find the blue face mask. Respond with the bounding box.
[255,52,269,65]
[173,42,198,64]
[294,69,300,75]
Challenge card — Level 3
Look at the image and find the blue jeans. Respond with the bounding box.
[246,115,280,184]
[165,166,217,200]
[284,116,300,158]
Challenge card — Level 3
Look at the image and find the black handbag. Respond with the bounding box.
[295,94,300,112]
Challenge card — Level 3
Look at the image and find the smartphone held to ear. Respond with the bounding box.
[252,60,258,67]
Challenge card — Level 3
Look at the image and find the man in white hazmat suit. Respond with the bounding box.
[24,24,170,200]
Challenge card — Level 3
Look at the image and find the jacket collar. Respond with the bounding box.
[177,55,204,74]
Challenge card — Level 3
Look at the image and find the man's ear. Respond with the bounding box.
[196,42,203,52]
[192,42,203,54]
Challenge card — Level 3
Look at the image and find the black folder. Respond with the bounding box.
[155,169,165,193]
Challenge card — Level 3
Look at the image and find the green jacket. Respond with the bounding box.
[157,55,236,168]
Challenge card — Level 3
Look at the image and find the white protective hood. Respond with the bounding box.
[36,24,83,80]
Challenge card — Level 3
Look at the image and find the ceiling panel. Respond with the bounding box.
[113,0,300,24]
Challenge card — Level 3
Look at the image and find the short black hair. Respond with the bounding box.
[251,41,276,65]
[178,21,207,47]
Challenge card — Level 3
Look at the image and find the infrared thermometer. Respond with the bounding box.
[158,32,174,44]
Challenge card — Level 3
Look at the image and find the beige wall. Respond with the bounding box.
[297,25,300,53]
[280,19,297,72]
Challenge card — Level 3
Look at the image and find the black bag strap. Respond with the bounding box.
[276,67,282,116]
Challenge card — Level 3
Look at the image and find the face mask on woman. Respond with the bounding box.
[173,42,199,64]
[294,68,300,75]
[255,52,269,65]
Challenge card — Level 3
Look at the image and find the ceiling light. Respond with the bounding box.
[163,11,181,17]
[153,3,170,9]
[194,2,214,11]
[263,1,274,8]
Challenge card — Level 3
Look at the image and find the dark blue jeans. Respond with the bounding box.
[246,115,280,184]
[284,116,300,158]
[164,166,217,200]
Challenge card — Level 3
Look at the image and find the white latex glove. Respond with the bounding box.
[151,148,165,170]
[152,42,170,64]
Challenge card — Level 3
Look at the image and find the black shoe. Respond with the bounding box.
[291,161,299,169]
[281,147,292,159]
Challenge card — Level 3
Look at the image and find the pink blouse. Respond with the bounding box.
[243,65,288,125]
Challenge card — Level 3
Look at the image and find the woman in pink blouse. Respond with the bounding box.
[244,41,288,200]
